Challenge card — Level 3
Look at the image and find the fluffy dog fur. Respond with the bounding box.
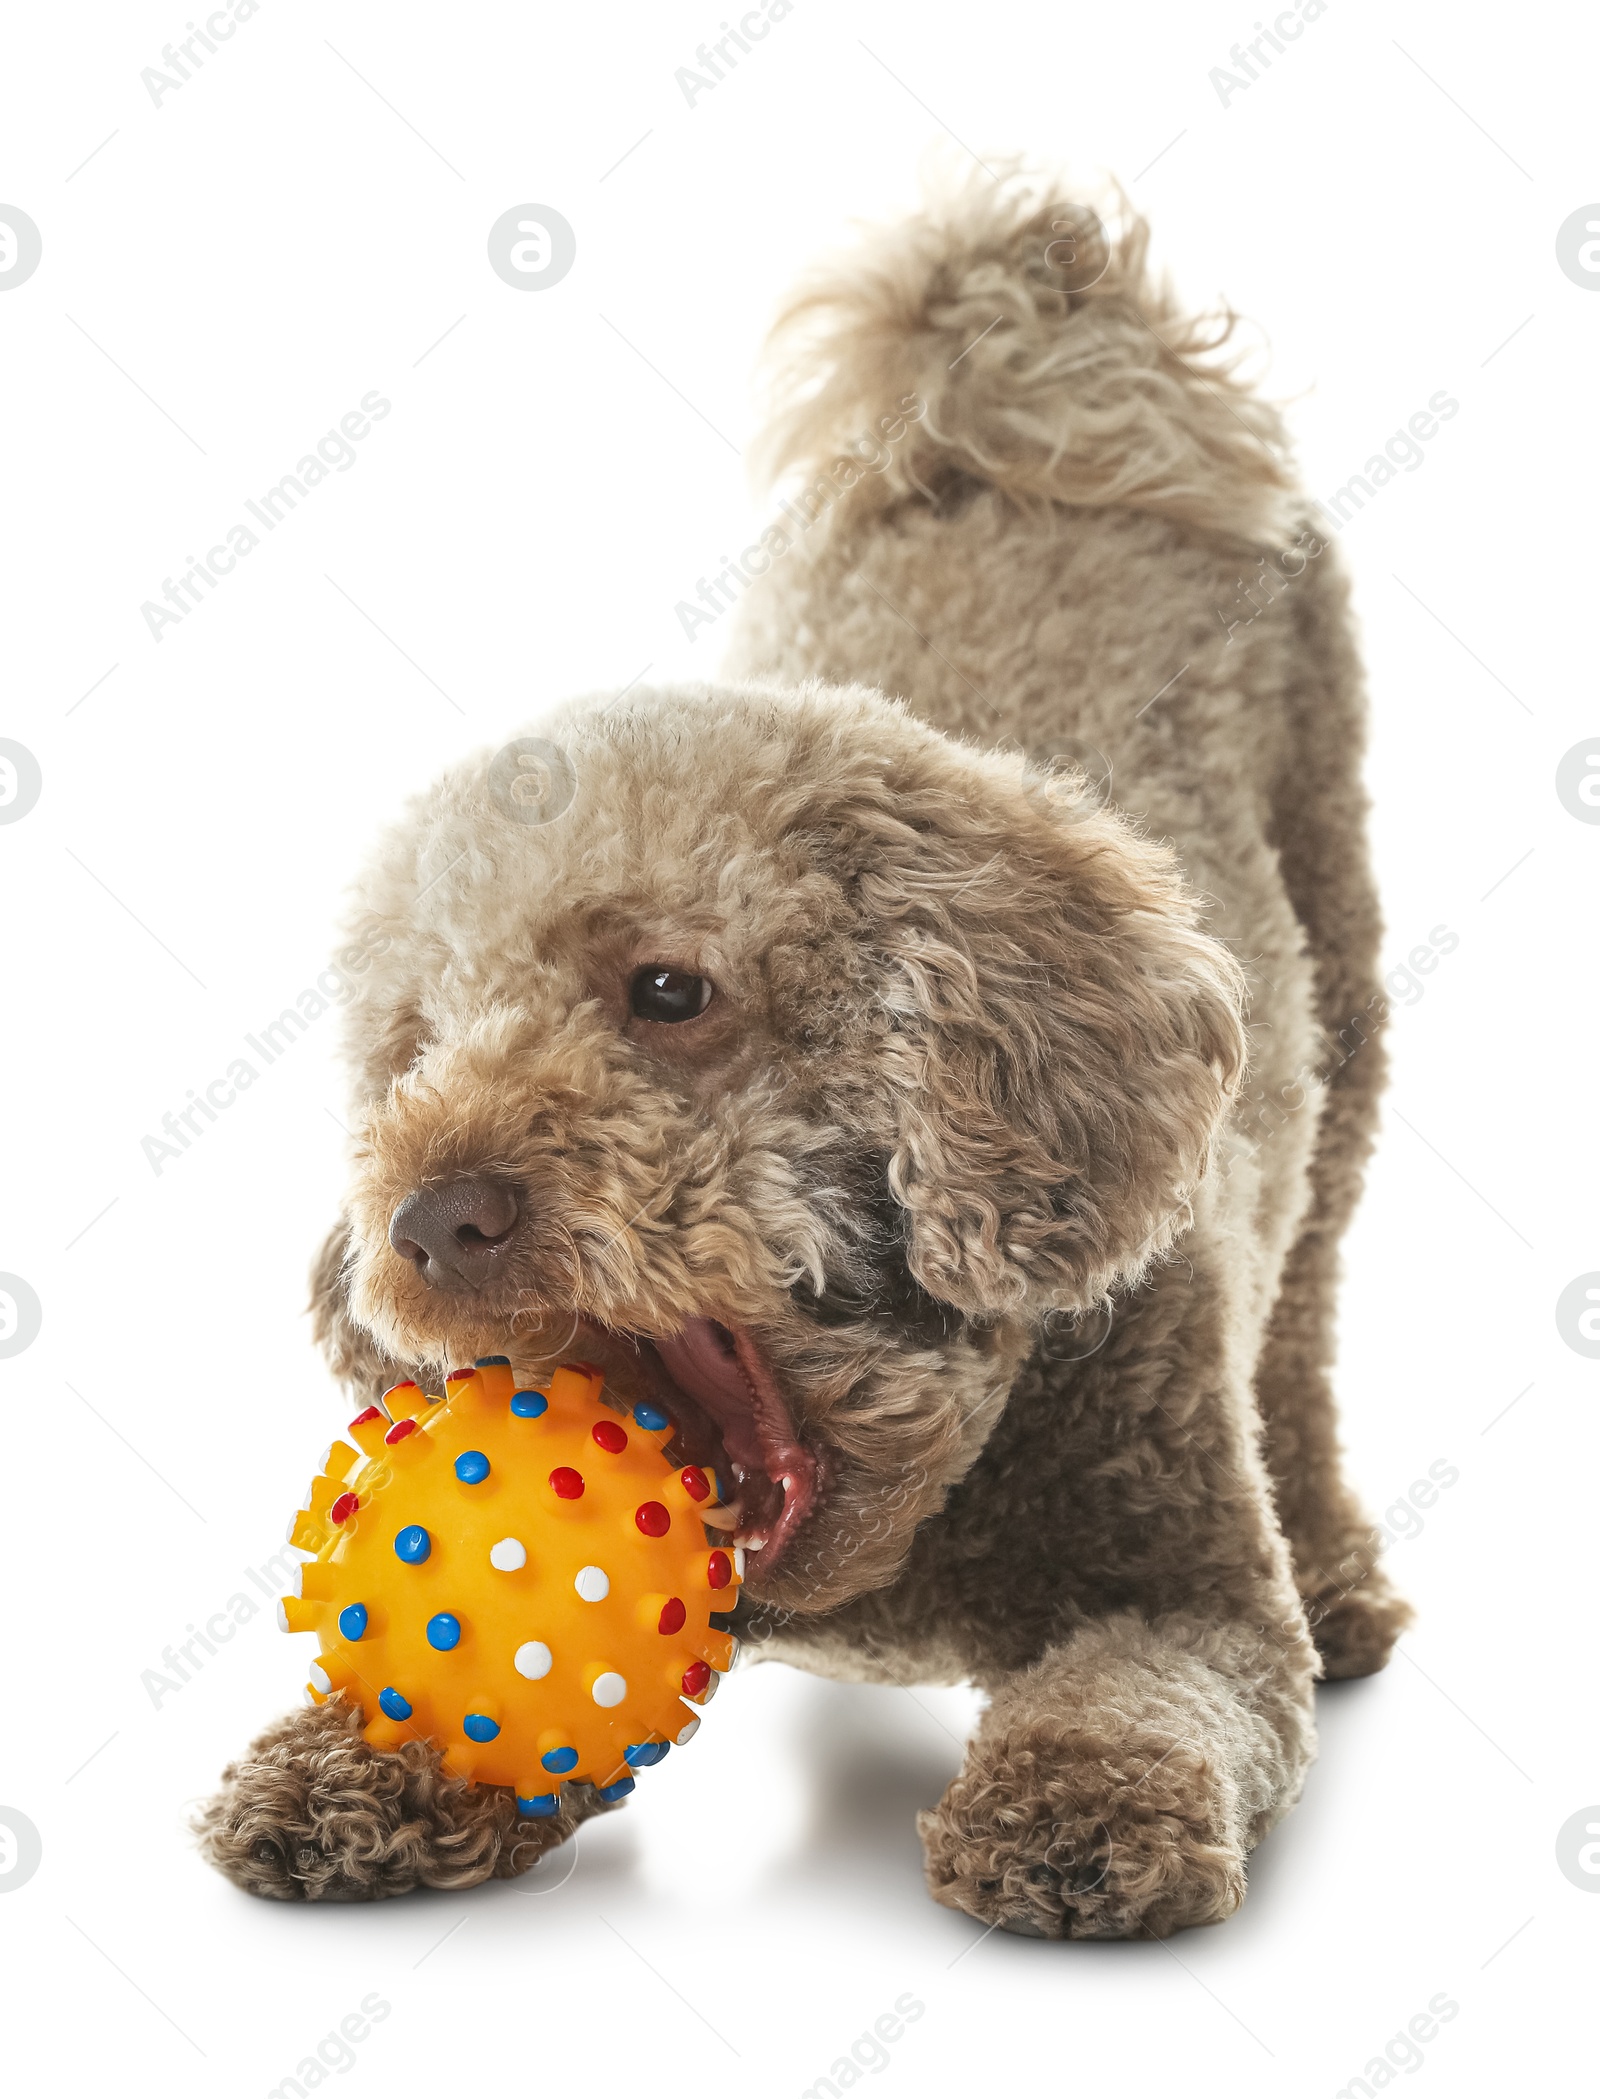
[198,170,1408,1936]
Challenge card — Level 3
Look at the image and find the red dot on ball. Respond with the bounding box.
[635,1501,670,1537]
[682,1661,712,1696]
[384,1419,417,1445]
[331,1492,359,1524]
[348,1406,384,1428]
[680,1466,710,1502]
[707,1550,732,1589]
[658,1596,686,1634]
[549,1466,585,1499]
[592,1419,627,1453]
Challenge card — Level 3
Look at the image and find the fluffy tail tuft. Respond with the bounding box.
[750,163,1298,549]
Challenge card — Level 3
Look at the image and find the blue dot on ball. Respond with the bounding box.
[516,1792,560,1818]
[379,1686,412,1721]
[597,1776,636,1802]
[510,1390,548,1419]
[475,1355,510,1367]
[631,1400,671,1431]
[427,1612,462,1651]
[338,1602,369,1641]
[625,1741,669,1768]
[394,1524,431,1564]
[463,1712,501,1743]
[541,1744,578,1774]
[454,1449,491,1484]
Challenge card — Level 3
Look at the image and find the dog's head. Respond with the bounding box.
[319,680,1245,1615]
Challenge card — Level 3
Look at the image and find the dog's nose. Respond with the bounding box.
[388,1176,521,1293]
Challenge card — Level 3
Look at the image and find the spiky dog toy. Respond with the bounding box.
[279,1357,740,1815]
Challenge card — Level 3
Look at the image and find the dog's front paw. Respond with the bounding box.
[918,1721,1247,1941]
[195,1697,599,1901]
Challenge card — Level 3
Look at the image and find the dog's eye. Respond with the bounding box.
[630,966,714,1023]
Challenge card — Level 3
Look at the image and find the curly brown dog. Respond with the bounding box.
[199,171,1409,1937]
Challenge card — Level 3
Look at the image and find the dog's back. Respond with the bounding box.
[725,170,1407,1679]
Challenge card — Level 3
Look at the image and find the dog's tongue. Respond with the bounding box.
[650,1318,818,1562]
[651,1320,769,1475]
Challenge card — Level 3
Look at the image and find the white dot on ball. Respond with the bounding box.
[275,1600,290,1633]
[676,1716,701,1745]
[309,1660,332,1694]
[574,1564,610,1602]
[591,1671,627,1707]
[514,1640,553,1680]
[490,1537,528,1571]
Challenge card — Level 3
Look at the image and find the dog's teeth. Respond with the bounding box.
[699,1501,741,1531]
[738,1530,768,1552]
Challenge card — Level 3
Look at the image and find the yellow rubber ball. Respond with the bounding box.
[280,1358,739,1813]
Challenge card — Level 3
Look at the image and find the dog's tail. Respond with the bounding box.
[748,163,1298,549]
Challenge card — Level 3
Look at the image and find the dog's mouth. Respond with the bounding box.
[582,1314,822,1576]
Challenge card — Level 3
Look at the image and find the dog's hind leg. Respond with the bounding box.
[1250,535,1411,1679]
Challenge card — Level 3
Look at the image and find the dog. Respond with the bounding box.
[198,170,1409,1938]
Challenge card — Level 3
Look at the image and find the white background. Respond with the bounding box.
[2,1,1596,2093]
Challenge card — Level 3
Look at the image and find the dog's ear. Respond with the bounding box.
[309,1216,414,1398]
[863,754,1248,1318]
